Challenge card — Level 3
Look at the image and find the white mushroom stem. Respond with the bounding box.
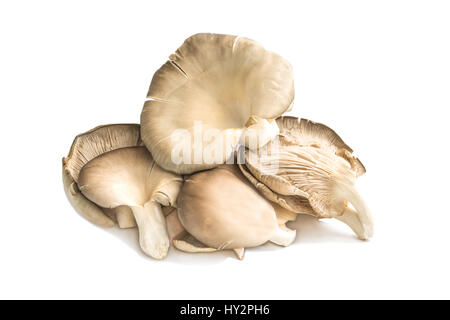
[77,147,181,260]
[240,117,280,151]
[131,202,170,260]
[335,183,374,240]
[336,206,367,240]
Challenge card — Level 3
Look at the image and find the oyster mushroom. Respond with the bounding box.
[176,165,296,256]
[239,117,373,240]
[141,33,294,174]
[78,146,183,259]
[62,124,142,228]
[171,201,296,260]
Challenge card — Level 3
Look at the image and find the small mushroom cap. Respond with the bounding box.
[177,165,293,249]
[141,33,294,174]
[62,124,142,227]
[78,147,181,209]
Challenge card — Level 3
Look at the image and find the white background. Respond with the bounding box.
[1,0,449,299]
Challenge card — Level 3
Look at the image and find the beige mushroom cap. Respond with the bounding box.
[241,117,373,240]
[177,165,296,250]
[78,147,182,259]
[172,199,297,260]
[62,124,142,227]
[141,33,294,174]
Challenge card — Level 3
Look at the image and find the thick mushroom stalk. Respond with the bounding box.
[141,33,294,174]
[78,147,182,259]
[240,116,280,151]
[131,202,169,259]
[334,182,374,240]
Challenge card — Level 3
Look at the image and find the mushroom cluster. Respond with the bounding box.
[62,33,373,260]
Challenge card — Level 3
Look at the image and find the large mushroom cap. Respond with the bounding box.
[177,165,296,249]
[62,124,142,227]
[78,146,183,259]
[240,117,373,240]
[141,33,294,174]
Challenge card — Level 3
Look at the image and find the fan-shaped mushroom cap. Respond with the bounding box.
[78,147,182,259]
[176,165,296,250]
[62,124,142,228]
[141,33,294,174]
[240,117,373,240]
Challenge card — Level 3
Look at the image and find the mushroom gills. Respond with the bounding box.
[240,117,373,240]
